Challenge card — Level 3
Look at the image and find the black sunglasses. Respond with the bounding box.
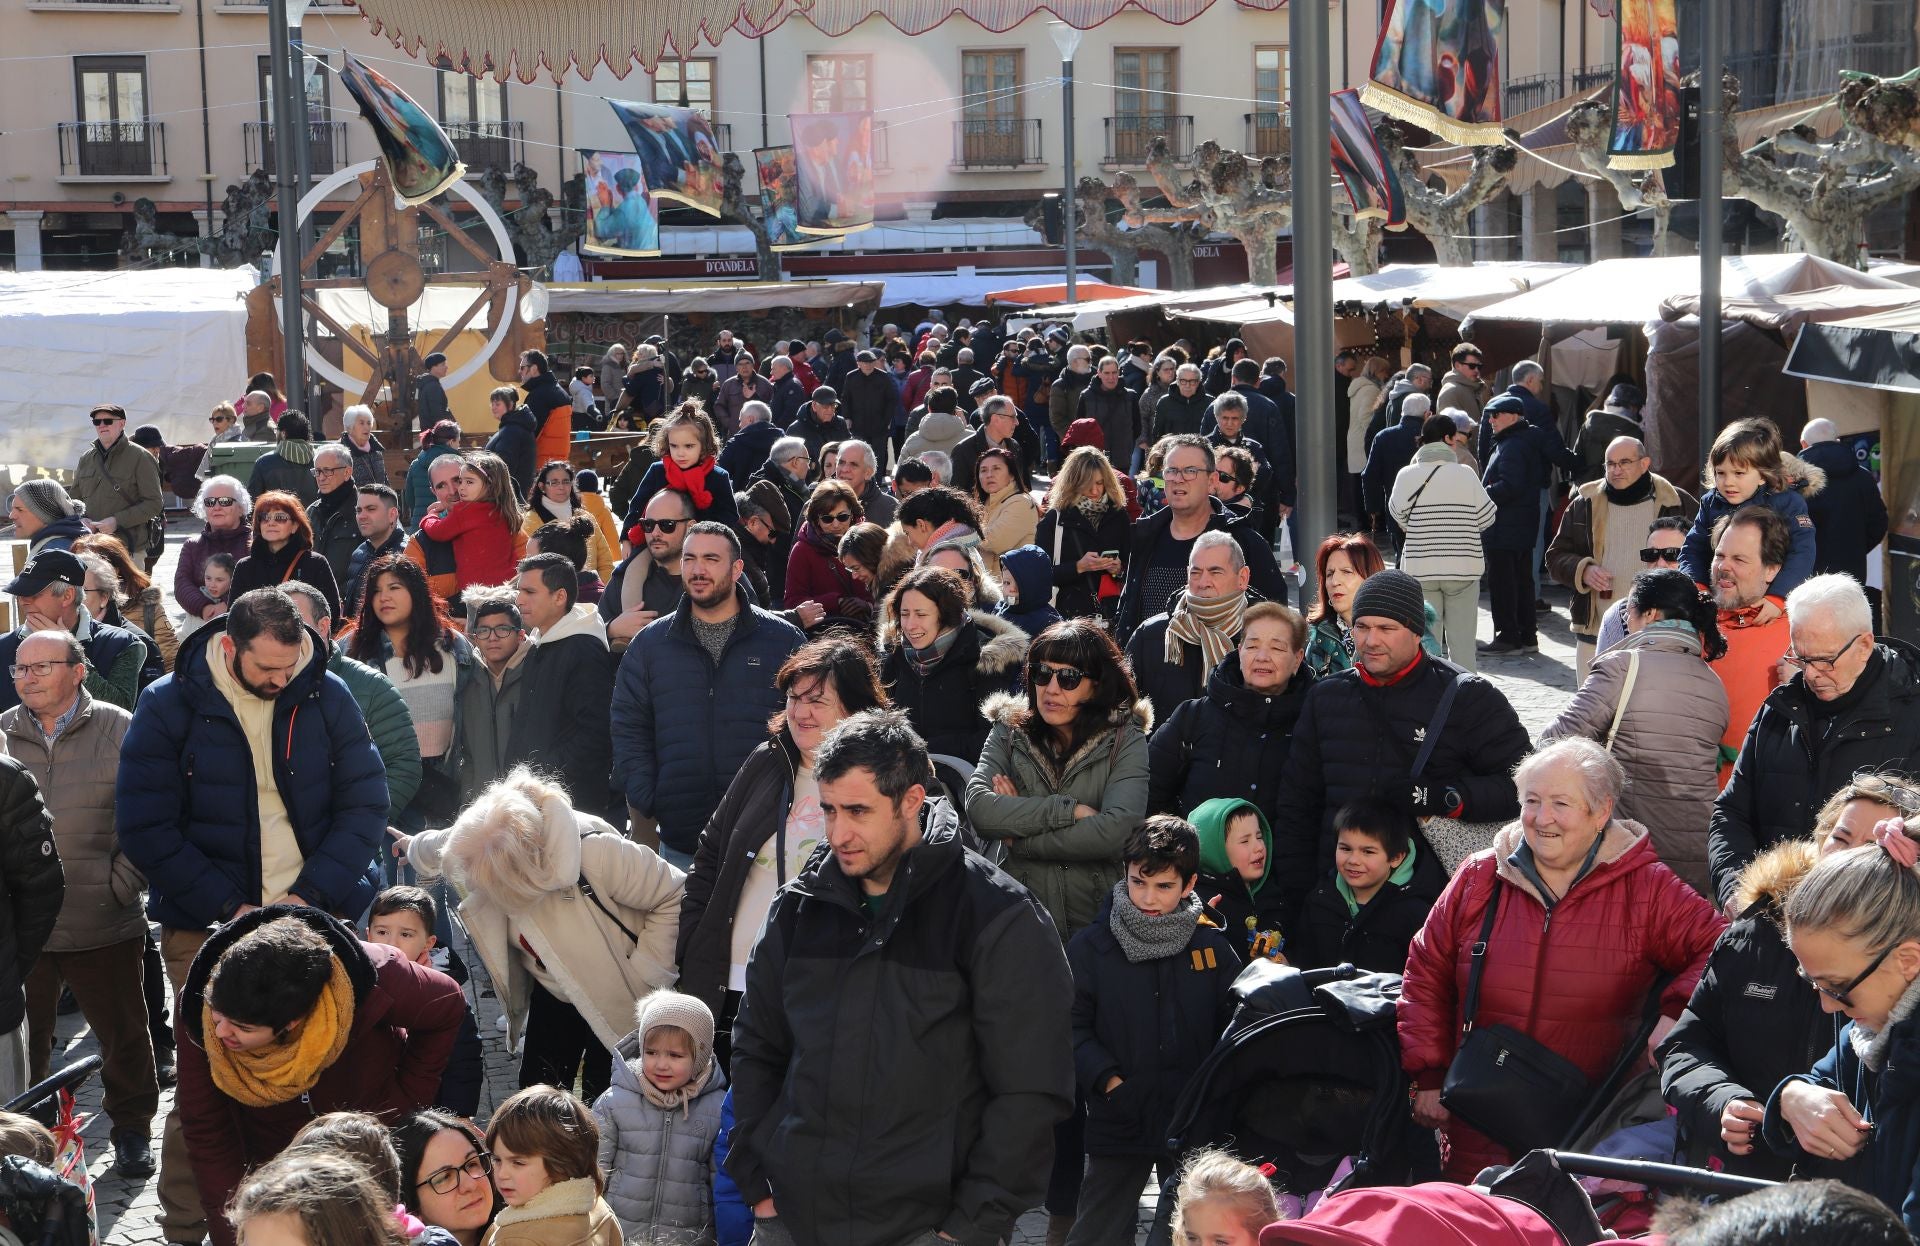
[1030,662,1087,691]
[638,518,684,534]
[1639,547,1682,564]
[1459,360,1483,372]
[91,417,122,426]
[818,511,853,524]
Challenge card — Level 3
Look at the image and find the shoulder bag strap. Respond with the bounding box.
[1409,671,1464,783]
[1603,648,1641,752]
[1050,513,1066,607]
[577,836,640,947]
[1404,464,1444,516]
[1459,877,1504,1034]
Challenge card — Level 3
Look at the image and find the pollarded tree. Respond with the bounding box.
[1379,122,1518,267]
[1564,99,1676,256]
[1135,138,1294,284]
[1022,177,1203,289]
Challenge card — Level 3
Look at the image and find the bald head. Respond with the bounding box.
[1603,435,1651,490]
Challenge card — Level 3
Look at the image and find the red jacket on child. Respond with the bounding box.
[419,500,517,588]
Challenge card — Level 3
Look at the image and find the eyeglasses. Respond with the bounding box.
[90,417,121,427]
[257,511,294,524]
[418,1152,493,1195]
[1799,942,1895,1007]
[818,511,853,525]
[204,497,238,509]
[1638,546,1682,564]
[9,660,79,679]
[1029,662,1087,691]
[83,585,109,598]
[469,623,522,640]
[1163,465,1210,481]
[637,518,684,534]
[210,416,235,425]
[1784,632,1864,676]
[312,465,352,477]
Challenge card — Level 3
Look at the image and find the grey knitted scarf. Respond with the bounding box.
[1107,882,1202,964]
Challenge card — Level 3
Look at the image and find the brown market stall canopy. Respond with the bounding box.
[543,281,885,316]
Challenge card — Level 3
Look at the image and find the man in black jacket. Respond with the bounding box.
[0,754,62,1105]
[839,350,902,460]
[1708,573,1920,911]
[1125,530,1263,723]
[1361,392,1430,554]
[950,398,1038,497]
[1799,418,1890,630]
[729,709,1073,1246]
[509,554,615,818]
[1114,437,1286,643]
[305,444,360,585]
[1270,570,1530,921]
[1480,395,1551,655]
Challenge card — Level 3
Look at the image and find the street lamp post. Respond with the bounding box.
[1049,22,1082,303]
[1699,0,1725,460]
[288,4,313,257]
[267,0,311,415]
[1290,0,1334,556]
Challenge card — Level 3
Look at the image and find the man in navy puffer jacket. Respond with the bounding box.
[610,522,804,863]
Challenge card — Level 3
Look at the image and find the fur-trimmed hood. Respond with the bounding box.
[1733,837,1820,924]
[1701,451,1826,498]
[979,689,1155,735]
[877,607,1029,677]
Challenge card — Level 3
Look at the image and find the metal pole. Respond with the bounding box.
[1291,0,1335,557]
[289,23,311,253]
[268,0,306,415]
[1061,61,1077,302]
[1698,0,1725,461]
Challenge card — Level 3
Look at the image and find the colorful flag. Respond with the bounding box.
[1330,90,1407,227]
[754,147,813,251]
[1363,0,1507,146]
[580,150,659,257]
[789,112,876,236]
[607,99,725,217]
[338,53,465,206]
[1609,0,1682,169]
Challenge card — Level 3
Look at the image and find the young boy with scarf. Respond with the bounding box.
[1065,817,1240,1246]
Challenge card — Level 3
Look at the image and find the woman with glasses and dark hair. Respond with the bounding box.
[392,1107,503,1245]
[1662,774,1920,1181]
[675,637,888,1066]
[784,479,870,623]
[878,565,1027,763]
[229,488,342,623]
[523,460,616,585]
[1544,567,1729,897]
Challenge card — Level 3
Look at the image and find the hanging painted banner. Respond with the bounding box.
[338,53,465,205]
[1609,0,1681,169]
[607,99,725,216]
[1330,89,1407,227]
[754,146,815,251]
[789,112,876,236]
[1362,0,1506,147]
[580,150,660,256]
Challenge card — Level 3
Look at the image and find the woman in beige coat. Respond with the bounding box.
[1543,568,1729,896]
[974,448,1038,576]
[404,767,683,1104]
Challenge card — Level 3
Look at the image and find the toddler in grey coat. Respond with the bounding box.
[593,991,729,1246]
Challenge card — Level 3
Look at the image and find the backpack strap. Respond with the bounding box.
[577,835,640,947]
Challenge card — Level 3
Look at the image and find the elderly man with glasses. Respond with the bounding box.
[1548,435,1697,679]
[72,403,164,567]
[1708,571,1920,914]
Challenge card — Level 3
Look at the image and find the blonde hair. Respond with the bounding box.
[1047,445,1126,511]
[1170,1148,1281,1241]
[442,767,573,911]
[0,1112,54,1165]
[1813,773,1920,845]
[229,1151,407,1246]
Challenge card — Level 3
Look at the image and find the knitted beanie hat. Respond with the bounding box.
[636,990,715,1071]
[12,479,82,525]
[1349,569,1427,635]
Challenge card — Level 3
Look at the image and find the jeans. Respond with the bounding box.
[1421,577,1481,671]
[1487,548,1536,646]
[519,982,613,1104]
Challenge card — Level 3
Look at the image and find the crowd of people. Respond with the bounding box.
[0,317,1909,1246]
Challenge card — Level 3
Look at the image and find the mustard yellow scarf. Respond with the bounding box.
[202,957,355,1108]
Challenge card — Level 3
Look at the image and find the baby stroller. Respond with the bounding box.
[0,1055,100,1246]
[1162,961,1412,1200]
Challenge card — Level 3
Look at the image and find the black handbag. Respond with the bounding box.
[1439,879,1593,1154]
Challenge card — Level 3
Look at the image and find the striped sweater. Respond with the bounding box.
[1389,442,1497,580]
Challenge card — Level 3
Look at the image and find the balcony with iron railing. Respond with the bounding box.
[1104,115,1193,166]
[951,117,1042,168]
[244,120,347,178]
[58,120,167,178]
[713,122,733,151]
[1244,110,1289,158]
[447,121,525,175]
[30,0,178,8]
[871,119,891,170]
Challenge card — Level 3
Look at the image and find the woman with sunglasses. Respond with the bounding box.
[1400,737,1725,1183]
[1766,813,1920,1237]
[784,479,872,625]
[1662,774,1920,1180]
[229,488,342,623]
[393,1108,503,1246]
[175,476,253,623]
[878,565,1027,764]
[1543,568,1728,896]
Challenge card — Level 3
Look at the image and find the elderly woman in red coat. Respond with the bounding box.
[1398,736,1727,1182]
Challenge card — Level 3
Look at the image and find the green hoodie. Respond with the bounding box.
[1190,797,1271,894]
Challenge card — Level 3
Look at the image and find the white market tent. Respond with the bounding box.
[0,266,256,474]
[1006,284,1271,333]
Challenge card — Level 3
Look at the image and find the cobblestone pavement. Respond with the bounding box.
[81,527,1575,1243]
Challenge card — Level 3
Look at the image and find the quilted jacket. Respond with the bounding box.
[594,1030,728,1246]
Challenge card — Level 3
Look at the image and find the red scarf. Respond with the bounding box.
[663,455,716,511]
[1356,648,1424,687]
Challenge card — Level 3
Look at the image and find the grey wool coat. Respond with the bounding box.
[593,1029,728,1246]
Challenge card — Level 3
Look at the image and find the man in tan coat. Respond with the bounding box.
[2,630,156,1178]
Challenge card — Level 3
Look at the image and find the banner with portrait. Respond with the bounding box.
[339,53,465,206]
[606,99,725,217]
[580,150,660,257]
[1331,89,1407,227]
[788,112,876,236]
[1609,0,1682,169]
[1363,0,1507,146]
[753,146,813,251]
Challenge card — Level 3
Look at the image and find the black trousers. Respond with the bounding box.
[518,982,613,1104]
[1046,1097,1087,1217]
[1487,547,1536,646]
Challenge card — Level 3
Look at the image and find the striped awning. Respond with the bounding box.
[347,0,1287,81]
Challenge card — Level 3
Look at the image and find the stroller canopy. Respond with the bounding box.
[1259,1183,1569,1246]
